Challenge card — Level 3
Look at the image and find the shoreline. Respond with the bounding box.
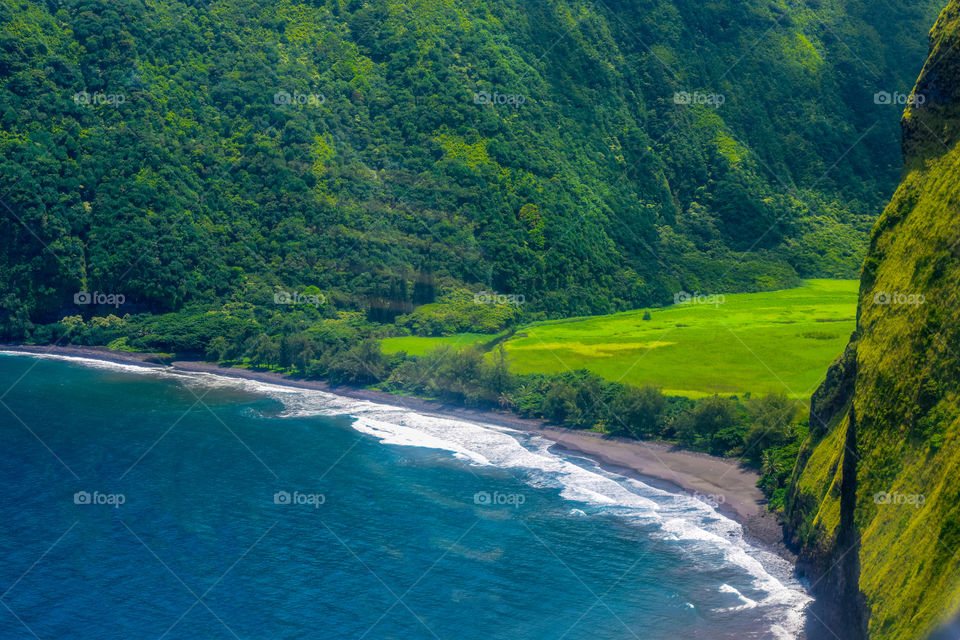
[0,343,792,560]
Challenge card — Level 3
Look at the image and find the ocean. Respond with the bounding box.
[0,353,810,639]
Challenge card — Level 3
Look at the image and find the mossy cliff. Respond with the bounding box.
[786,3,960,639]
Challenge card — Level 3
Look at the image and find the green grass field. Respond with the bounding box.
[383,280,859,398]
[380,332,498,356]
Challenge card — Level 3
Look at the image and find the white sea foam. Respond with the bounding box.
[719,583,759,611]
[1,351,812,638]
[0,350,162,375]
[188,372,812,639]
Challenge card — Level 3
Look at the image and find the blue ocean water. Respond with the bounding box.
[0,354,809,639]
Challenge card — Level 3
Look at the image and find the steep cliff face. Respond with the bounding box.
[786,3,960,639]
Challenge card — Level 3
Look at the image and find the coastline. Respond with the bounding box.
[0,343,792,559]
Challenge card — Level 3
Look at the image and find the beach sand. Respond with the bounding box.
[1,344,792,558]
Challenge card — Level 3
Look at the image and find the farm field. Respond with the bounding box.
[380,332,499,357]
[382,280,859,398]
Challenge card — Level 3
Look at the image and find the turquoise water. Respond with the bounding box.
[0,354,809,639]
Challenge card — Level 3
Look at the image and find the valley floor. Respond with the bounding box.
[384,279,859,398]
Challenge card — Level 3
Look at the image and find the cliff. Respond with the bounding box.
[786,3,960,639]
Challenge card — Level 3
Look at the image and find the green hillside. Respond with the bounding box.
[786,4,960,638]
[0,0,943,343]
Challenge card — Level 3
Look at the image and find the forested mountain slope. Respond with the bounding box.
[786,3,960,638]
[0,0,942,336]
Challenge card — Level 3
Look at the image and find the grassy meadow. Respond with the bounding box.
[383,280,859,398]
[380,332,501,357]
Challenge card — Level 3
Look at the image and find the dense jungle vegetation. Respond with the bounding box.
[0,0,942,341]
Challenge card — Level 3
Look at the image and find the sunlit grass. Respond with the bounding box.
[502,280,858,398]
[384,280,858,398]
[380,332,497,356]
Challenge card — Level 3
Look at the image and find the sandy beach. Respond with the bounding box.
[0,343,791,558]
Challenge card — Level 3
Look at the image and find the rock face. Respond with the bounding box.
[786,4,960,639]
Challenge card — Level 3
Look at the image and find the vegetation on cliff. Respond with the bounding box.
[0,0,943,342]
[787,3,960,637]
